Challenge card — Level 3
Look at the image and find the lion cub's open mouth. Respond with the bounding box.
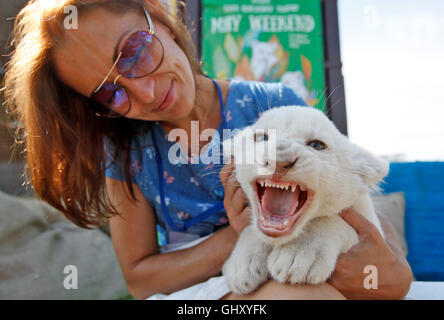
[254,178,313,237]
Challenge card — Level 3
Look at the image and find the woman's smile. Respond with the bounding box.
[152,79,175,113]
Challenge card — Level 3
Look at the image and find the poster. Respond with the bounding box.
[201,0,326,111]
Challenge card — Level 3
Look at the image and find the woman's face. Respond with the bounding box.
[53,7,196,122]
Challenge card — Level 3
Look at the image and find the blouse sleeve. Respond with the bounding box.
[104,138,126,182]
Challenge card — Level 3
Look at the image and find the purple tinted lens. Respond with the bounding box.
[91,82,129,115]
[117,31,160,78]
[112,88,127,109]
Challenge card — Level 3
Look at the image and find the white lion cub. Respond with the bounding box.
[222,106,388,295]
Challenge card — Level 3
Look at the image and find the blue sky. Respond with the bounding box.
[338,0,444,161]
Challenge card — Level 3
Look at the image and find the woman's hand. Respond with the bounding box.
[328,209,413,299]
[219,162,252,236]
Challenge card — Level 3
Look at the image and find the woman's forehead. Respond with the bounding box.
[52,8,145,96]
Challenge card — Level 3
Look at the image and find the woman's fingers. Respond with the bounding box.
[219,162,235,186]
[219,162,245,203]
[339,208,369,233]
[219,162,251,234]
[220,163,236,197]
[339,208,383,241]
[223,172,239,201]
[226,188,248,214]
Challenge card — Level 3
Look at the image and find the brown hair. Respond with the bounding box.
[2,0,204,228]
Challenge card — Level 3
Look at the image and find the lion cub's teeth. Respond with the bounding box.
[262,181,297,191]
[300,185,307,192]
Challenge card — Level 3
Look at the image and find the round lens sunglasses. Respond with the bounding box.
[89,6,164,118]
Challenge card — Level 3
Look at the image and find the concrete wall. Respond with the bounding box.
[1,0,29,163]
[1,1,33,195]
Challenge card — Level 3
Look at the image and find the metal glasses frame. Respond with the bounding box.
[90,6,164,118]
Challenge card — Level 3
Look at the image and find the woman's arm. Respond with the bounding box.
[106,177,238,299]
[378,214,407,260]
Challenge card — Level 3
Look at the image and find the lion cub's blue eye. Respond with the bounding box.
[307,140,327,150]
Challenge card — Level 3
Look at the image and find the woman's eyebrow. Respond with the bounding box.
[90,29,133,95]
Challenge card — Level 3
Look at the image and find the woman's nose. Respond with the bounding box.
[121,76,155,105]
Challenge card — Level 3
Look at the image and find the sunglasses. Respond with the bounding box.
[89,6,164,118]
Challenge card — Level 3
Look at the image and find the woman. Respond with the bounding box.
[3,0,412,299]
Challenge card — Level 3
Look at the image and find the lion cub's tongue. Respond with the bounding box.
[261,187,300,216]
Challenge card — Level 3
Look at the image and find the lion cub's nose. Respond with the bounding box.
[278,158,298,169]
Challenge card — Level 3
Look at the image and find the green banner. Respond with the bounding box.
[201,0,326,111]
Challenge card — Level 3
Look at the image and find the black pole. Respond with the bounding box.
[183,0,202,59]
[322,0,348,135]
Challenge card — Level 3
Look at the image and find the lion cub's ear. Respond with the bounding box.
[349,144,389,188]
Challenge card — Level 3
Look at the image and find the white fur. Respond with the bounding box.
[222,106,389,295]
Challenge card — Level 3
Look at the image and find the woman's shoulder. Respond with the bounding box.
[227,79,307,108]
